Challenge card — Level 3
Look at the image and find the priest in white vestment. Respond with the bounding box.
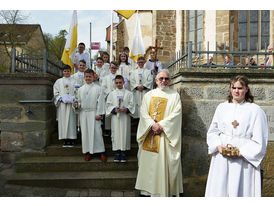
[106,75,135,162]
[53,65,77,147]
[73,69,106,162]
[135,69,183,197]
[130,56,153,118]
[205,75,268,197]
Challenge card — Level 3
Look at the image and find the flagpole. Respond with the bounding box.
[90,21,92,64]
[110,10,113,62]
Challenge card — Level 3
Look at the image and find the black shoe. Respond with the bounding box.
[62,140,69,148]
[66,140,75,148]
[120,151,127,163]
[114,151,120,162]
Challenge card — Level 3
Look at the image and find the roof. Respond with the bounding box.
[0,24,44,44]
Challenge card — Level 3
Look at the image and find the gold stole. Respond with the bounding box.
[142,97,168,153]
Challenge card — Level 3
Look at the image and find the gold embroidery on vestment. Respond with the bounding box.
[142,97,168,153]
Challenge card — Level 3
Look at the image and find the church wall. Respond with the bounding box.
[170,67,274,197]
[0,73,58,163]
[154,10,177,63]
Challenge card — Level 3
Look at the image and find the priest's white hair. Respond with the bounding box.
[156,69,170,79]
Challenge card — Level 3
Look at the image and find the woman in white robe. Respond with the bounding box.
[205,75,268,197]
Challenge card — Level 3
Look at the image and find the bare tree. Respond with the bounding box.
[0,10,29,72]
[0,10,28,24]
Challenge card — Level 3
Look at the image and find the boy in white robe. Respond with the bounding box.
[106,75,135,162]
[71,59,86,133]
[94,57,109,85]
[73,69,106,162]
[130,56,153,118]
[101,61,119,132]
[53,65,77,147]
[205,75,268,197]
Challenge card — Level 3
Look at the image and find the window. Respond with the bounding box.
[188,10,203,51]
[238,10,269,51]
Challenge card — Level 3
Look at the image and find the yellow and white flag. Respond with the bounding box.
[130,14,145,63]
[116,10,136,19]
[61,10,78,73]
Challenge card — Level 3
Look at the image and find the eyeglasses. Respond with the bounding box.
[137,61,145,64]
[158,77,170,81]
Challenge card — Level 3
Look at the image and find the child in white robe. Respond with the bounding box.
[117,52,132,90]
[106,75,135,162]
[130,56,153,118]
[71,59,86,133]
[53,65,77,147]
[73,69,106,162]
[205,75,268,197]
[94,57,109,85]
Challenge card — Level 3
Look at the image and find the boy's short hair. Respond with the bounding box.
[84,69,95,76]
[96,57,103,61]
[110,61,119,67]
[115,75,124,81]
[62,64,71,71]
[78,42,85,47]
[137,56,145,61]
[79,59,86,65]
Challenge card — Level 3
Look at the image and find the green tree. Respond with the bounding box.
[44,29,67,61]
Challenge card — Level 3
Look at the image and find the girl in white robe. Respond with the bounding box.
[205,75,268,197]
[117,52,132,90]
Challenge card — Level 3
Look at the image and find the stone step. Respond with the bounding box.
[49,133,138,145]
[44,143,139,156]
[15,155,138,173]
[8,170,137,190]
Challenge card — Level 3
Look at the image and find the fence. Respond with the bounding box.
[11,48,63,77]
[166,41,274,70]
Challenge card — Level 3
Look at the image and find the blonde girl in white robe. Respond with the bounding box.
[205,75,268,197]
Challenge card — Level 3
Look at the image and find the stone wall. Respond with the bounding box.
[0,73,58,162]
[154,10,177,63]
[170,67,274,197]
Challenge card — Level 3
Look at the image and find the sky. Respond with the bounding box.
[24,10,119,56]
[1,0,273,59]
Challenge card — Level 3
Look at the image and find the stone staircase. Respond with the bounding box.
[6,119,140,195]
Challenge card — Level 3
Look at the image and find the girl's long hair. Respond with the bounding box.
[227,75,254,103]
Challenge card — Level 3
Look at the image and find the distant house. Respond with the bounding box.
[0,24,46,72]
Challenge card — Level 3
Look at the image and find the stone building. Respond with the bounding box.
[110,10,274,65]
[107,10,274,196]
[0,24,46,72]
